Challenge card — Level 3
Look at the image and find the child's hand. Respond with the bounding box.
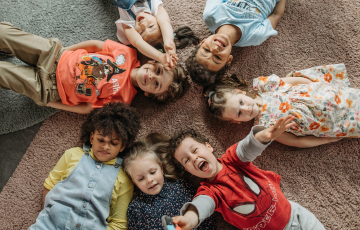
[255,116,296,144]
[172,215,196,230]
[164,40,178,68]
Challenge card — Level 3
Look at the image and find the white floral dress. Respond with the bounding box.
[254,64,360,137]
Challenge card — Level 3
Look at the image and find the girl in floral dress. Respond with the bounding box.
[206,63,358,148]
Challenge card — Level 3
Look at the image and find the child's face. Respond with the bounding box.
[135,61,173,96]
[90,130,125,162]
[128,155,164,195]
[174,137,221,181]
[222,91,260,124]
[196,35,233,72]
[135,12,161,43]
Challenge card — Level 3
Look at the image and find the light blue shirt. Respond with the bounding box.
[203,0,279,47]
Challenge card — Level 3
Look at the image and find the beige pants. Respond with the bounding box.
[0,22,64,106]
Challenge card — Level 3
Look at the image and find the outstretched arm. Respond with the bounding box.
[172,204,200,230]
[46,101,93,114]
[267,0,286,29]
[254,115,296,144]
[123,25,167,65]
[156,5,177,67]
[275,132,343,148]
[65,40,104,53]
[281,77,312,85]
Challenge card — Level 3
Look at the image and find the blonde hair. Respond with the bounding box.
[205,74,257,120]
[122,133,178,182]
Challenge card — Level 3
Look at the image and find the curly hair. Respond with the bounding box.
[147,64,191,103]
[168,129,209,170]
[122,133,178,184]
[204,74,257,120]
[153,26,199,51]
[185,46,230,87]
[79,102,141,155]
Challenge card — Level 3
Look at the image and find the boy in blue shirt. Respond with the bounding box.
[186,0,286,86]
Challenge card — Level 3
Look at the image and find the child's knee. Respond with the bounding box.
[0,22,14,40]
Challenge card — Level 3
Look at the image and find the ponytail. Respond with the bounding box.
[174,26,199,49]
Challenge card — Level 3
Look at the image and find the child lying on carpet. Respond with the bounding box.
[0,22,189,114]
[185,0,286,86]
[113,0,198,69]
[28,102,140,230]
[122,132,216,230]
[206,63,353,148]
[169,116,326,230]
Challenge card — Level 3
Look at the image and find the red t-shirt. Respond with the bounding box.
[196,143,291,230]
[56,40,140,108]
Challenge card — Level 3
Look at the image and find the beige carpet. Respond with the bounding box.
[1,0,360,229]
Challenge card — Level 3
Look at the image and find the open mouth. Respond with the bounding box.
[214,38,226,47]
[149,183,158,189]
[198,161,210,172]
[144,69,148,85]
[137,16,145,22]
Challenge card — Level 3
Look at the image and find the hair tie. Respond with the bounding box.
[208,91,215,106]
[173,33,176,38]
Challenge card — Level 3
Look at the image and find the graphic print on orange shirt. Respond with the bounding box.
[75,55,125,96]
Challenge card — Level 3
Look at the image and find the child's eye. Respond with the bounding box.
[111,142,119,146]
[149,25,154,28]
[157,68,161,75]
[138,177,144,181]
[193,148,198,153]
[240,100,243,105]
[238,111,242,117]
[155,81,159,88]
[215,55,221,60]
[185,158,189,164]
[151,170,156,174]
[204,48,210,52]
[97,138,104,142]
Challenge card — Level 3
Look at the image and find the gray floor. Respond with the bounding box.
[0,122,43,192]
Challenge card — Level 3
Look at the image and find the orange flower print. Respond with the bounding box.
[314,78,320,82]
[329,66,334,72]
[349,128,355,133]
[279,101,291,113]
[309,122,321,130]
[335,94,341,105]
[279,80,285,87]
[320,118,326,123]
[336,132,347,137]
[338,90,343,96]
[316,111,322,117]
[259,76,268,83]
[299,92,310,97]
[307,87,313,92]
[336,72,344,80]
[324,73,332,83]
[320,126,329,132]
[293,111,302,119]
[315,95,323,99]
[262,103,267,112]
[346,99,353,108]
[345,121,350,127]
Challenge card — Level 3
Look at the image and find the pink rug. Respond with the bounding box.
[1,0,360,229]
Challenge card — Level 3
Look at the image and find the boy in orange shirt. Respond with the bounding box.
[0,22,187,114]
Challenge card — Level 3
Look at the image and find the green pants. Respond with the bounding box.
[0,22,64,106]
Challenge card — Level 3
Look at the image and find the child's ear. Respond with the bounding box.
[205,142,214,152]
[119,144,126,153]
[90,132,94,145]
[199,39,205,46]
[235,89,246,94]
[227,55,233,66]
[144,92,149,97]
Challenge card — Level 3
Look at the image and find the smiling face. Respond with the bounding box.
[128,155,164,195]
[90,130,125,162]
[135,12,161,43]
[222,91,261,124]
[174,137,222,181]
[134,61,173,96]
[195,34,233,72]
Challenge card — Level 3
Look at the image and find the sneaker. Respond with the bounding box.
[0,50,13,58]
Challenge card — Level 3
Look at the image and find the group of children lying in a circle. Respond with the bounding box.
[1,0,356,229]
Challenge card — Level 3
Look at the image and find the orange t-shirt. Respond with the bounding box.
[56,39,140,108]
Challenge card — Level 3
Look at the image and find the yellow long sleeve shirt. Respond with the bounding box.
[44,147,134,230]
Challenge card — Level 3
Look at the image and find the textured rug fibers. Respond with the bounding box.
[1,0,360,229]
